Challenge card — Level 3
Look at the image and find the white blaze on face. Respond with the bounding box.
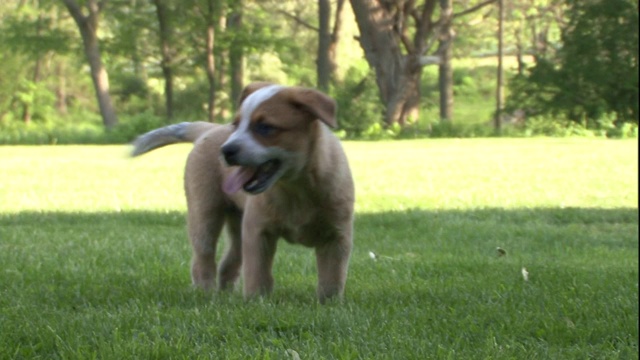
[225,85,283,148]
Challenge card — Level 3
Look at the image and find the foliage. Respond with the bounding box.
[1,139,638,358]
[0,1,638,140]
[332,63,385,139]
[0,112,167,145]
[506,0,639,126]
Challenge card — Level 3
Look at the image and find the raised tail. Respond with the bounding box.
[131,121,217,157]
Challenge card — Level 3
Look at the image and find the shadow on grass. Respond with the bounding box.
[1,206,637,227]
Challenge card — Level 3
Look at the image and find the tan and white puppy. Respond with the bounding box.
[131,83,355,302]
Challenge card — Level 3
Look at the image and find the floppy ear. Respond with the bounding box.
[237,82,274,107]
[288,88,338,128]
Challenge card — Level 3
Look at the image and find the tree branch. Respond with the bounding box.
[276,10,319,32]
[419,55,441,65]
[331,0,345,40]
[398,0,416,54]
[453,0,497,19]
[61,0,86,23]
[97,0,108,13]
[413,0,437,52]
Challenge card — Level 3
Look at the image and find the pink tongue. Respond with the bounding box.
[223,167,256,194]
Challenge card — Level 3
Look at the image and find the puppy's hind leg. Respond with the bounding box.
[187,214,224,291]
[185,141,225,291]
[315,233,353,303]
[218,210,243,291]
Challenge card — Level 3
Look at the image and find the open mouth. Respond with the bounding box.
[223,159,282,195]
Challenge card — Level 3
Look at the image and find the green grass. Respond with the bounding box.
[1,139,638,359]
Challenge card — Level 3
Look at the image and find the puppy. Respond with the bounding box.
[131,83,355,302]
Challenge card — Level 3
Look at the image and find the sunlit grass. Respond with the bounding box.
[1,138,638,359]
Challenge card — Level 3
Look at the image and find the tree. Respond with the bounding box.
[559,0,638,123]
[507,0,639,125]
[228,1,244,103]
[438,0,454,121]
[62,0,118,128]
[1,0,72,124]
[316,0,345,92]
[349,0,496,126]
[317,0,331,92]
[151,0,175,120]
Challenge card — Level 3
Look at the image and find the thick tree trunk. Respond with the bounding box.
[152,0,174,120]
[349,0,404,126]
[62,0,118,129]
[351,0,496,128]
[387,57,422,126]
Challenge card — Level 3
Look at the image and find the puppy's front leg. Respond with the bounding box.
[315,229,353,303]
[242,216,278,299]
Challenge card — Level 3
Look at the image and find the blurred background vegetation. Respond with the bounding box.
[0,0,637,144]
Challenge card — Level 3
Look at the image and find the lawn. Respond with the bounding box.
[0,138,638,359]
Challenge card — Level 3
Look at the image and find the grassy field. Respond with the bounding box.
[0,138,638,359]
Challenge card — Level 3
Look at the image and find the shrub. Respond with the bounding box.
[332,64,384,138]
[505,0,639,126]
[105,113,168,144]
[0,112,167,145]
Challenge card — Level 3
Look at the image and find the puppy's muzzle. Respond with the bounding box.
[221,143,241,166]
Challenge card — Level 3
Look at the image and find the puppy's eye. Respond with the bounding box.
[252,122,278,137]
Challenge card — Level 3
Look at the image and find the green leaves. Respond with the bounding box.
[508,0,639,126]
[0,7,73,56]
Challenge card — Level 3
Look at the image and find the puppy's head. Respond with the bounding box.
[221,83,337,195]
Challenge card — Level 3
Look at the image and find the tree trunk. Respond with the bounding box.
[438,46,453,121]
[22,11,45,124]
[349,0,404,126]
[62,0,118,129]
[349,0,440,126]
[438,0,454,121]
[515,25,525,76]
[54,7,67,115]
[350,0,495,127]
[152,0,174,121]
[328,0,345,82]
[317,0,331,92]
[55,61,67,115]
[228,3,244,105]
[495,0,504,132]
[387,57,422,126]
[205,0,217,123]
[216,15,228,120]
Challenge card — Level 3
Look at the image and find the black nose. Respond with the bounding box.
[221,143,240,165]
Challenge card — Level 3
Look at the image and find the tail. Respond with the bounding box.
[131,121,217,157]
